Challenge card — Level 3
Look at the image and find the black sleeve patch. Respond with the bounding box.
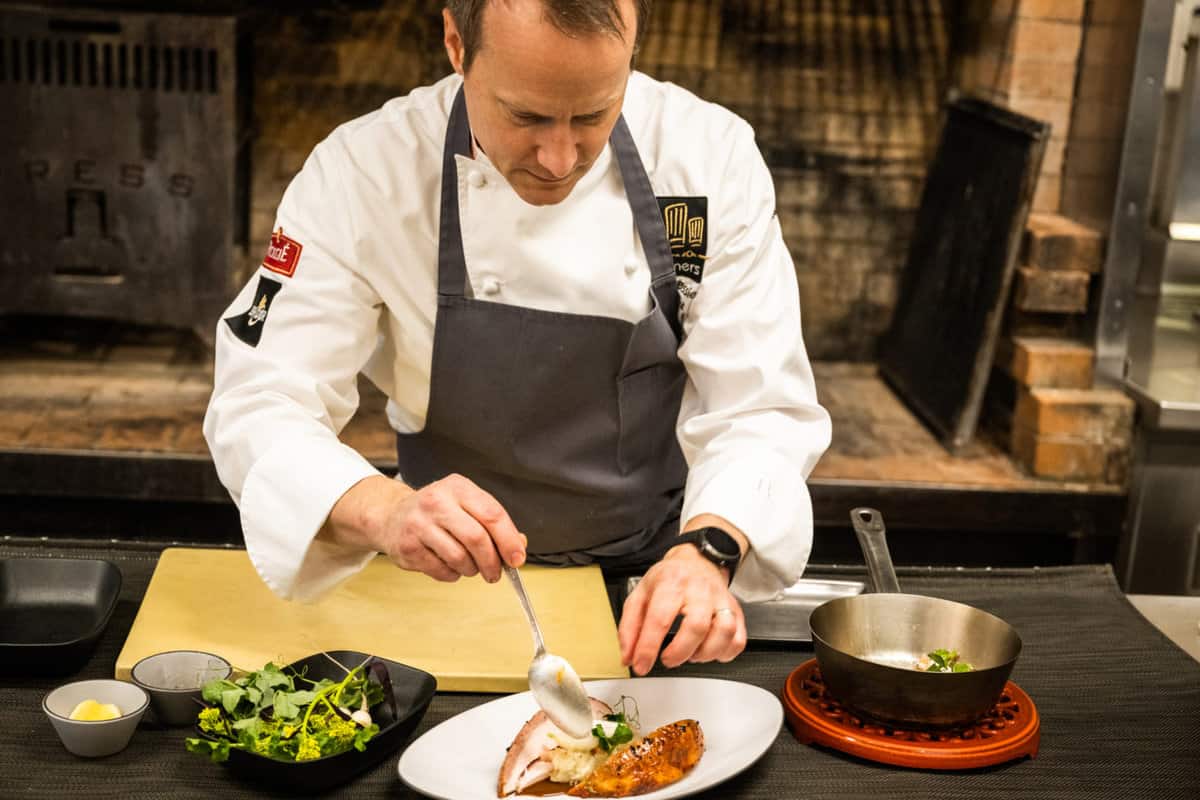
[224,275,282,347]
[656,196,708,284]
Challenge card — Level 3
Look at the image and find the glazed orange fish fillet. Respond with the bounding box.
[566,719,704,798]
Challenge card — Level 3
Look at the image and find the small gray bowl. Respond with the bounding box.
[43,679,149,757]
[131,650,232,726]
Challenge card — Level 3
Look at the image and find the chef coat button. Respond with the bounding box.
[624,260,639,276]
[468,171,487,188]
[481,277,501,295]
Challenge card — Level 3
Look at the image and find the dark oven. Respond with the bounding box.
[0,4,248,338]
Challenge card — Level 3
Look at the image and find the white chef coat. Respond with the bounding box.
[204,71,832,604]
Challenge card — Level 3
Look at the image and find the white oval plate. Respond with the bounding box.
[398,677,782,799]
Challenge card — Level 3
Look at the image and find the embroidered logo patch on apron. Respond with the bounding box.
[224,275,282,347]
[656,196,707,314]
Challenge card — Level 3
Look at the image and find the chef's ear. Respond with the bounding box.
[443,7,466,76]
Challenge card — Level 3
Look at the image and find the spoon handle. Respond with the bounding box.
[504,565,547,657]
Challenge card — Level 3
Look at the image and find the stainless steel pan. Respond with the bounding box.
[809,508,1022,727]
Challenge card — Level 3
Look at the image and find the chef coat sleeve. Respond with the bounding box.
[204,140,384,601]
[676,121,832,604]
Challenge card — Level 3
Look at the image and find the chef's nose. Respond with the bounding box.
[535,124,578,180]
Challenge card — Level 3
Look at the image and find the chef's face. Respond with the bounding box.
[443,0,636,206]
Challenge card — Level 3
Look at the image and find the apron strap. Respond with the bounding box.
[438,88,473,298]
[438,86,683,343]
[610,115,683,343]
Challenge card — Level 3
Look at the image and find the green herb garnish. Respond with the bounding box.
[592,717,634,753]
[924,648,975,673]
[592,695,639,753]
[184,656,386,763]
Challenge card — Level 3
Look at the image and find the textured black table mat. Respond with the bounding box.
[1,544,1198,799]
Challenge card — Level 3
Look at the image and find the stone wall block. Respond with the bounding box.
[1013,266,1090,312]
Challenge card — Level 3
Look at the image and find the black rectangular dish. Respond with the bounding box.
[0,557,122,676]
[203,650,436,794]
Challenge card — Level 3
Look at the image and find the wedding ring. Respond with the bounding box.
[713,607,734,618]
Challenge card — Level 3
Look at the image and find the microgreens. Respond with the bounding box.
[184,655,389,763]
[592,695,640,753]
[925,648,975,673]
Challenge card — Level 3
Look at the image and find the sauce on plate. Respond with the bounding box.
[520,778,570,796]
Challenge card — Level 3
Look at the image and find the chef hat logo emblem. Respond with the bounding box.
[663,203,688,248]
[662,202,706,258]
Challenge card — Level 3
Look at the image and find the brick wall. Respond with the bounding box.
[637,0,952,360]
[950,0,1147,484]
[244,2,446,282]
[954,0,1144,227]
[954,0,1086,214]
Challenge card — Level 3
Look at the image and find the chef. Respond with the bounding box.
[204,0,831,677]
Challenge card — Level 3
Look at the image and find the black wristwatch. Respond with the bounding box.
[676,526,742,583]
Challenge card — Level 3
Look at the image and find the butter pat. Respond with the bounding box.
[68,699,122,721]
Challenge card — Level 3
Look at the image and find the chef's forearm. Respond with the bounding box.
[318,474,415,552]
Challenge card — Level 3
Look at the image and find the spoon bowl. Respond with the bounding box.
[504,565,594,738]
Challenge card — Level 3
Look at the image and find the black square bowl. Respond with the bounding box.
[201,650,436,794]
[0,557,122,676]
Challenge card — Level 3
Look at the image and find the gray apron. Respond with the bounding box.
[395,88,687,570]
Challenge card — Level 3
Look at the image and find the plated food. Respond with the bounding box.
[399,676,781,800]
[498,696,704,798]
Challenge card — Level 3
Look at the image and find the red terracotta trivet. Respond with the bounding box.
[782,658,1040,770]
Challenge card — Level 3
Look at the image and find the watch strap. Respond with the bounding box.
[677,526,741,582]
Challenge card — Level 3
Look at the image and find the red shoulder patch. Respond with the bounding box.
[262,228,303,278]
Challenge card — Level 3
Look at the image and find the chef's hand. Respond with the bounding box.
[322,473,527,583]
[618,521,749,676]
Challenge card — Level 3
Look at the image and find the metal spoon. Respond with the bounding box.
[504,564,594,738]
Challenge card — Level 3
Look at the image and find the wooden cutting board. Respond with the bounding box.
[116,548,628,692]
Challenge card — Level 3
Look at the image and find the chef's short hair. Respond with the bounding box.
[446,0,649,71]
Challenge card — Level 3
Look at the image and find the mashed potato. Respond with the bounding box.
[545,720,629,785]
[550,747,609,784]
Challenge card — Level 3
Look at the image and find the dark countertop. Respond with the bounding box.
[2,543,1198,799]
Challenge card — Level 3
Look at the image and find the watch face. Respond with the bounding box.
[700,528,740,560]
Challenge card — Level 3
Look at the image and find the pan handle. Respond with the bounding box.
[850,508,902,594]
